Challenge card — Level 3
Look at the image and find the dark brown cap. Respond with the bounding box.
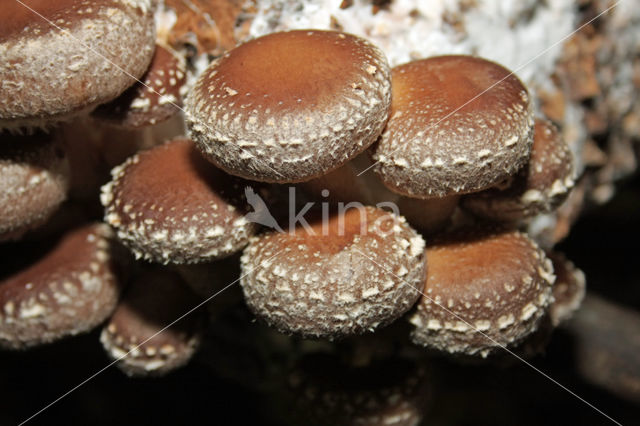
[0,0,156,130]
[101,138,259,264]
[186,30,391,183]
[0,223,124,349]
[100,267,204,376]
[373,55,534,198]
[240,206,426,338]
[0,131,69,241]
[409,228,554,357]
[92,44,187,129]
[462,118,575,221]
[547,251,586,327]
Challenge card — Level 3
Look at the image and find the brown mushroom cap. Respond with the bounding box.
[547,251,586,327]
[186,29,392,183]
[462,118,575,221]
[0,131,70,242]
[101,138,259,264]
[0,0,156,130]
[282,354,429,426]
[373,55,534,199]
[92,44,186,129]
[0,223,124,349]
[240,206,426,339]
[100,267,204,376]
[409,228,554,357]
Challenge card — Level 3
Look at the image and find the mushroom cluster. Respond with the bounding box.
[0,0,597,403]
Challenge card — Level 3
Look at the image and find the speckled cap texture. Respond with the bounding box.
[0,132,70,242]
[240,206,426,339]
[0,223,124,349]
[101,138,259,264]
[409,228,555,357]
[186,30,392,183]
[0,0,155,130]
[373,55,534,199]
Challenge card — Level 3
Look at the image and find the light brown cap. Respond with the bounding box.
[92,44,186,129]
[283,354,429,426]
[409,228,555,357]
[462,118,575,221]
[185,30,391,183]
[101,138,259,264]
[240,206,426,339]
[100,267,204,376]
[0,131,70,242]
[0,223,124,349]
[373,55,534,198]
[0,0,156,130]
[547,251,586,327]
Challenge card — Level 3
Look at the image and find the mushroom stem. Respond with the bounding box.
[561,293,640,404]
[397,195,460,235]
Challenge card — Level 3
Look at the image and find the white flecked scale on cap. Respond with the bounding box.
[409,228,554,357]
[101,138,259,264]
[373,55,534,199]
[0,223,123,349]
[93,44,186,129]
[240,206,426,339]
[185,30,392,183]
[0,132,70,242]
[100,268,203,376]
[462,118,576,221]
[0,0,155,131]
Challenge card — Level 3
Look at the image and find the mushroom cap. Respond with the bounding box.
[240,206,426,338]
[92,44,186,129]
[0,0,156,130]
[185,29,392,183]
[373,55,534,199]
[462,118,575,221]
[101,138,259,264]
[0,223,124,349]
[547,251,586,327]
[100,267,204,376]
[409,228,555,357]
[0,131,70,242]
[283,354,429,426]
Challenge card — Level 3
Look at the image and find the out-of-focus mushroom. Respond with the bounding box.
[0,131,69,242]
[0,0,156,131]
[240,206,425,339]
[0,223,125,349]
[409,228,555,357]
[547,251,586,327]
[462,118,575,222]
[100,267,204,376]
[186,30,391,183]
[101,138,260,264]
[274,353,430,426]
[92,44,187,129]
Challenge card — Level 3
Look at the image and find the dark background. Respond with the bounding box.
[1,173,639,426]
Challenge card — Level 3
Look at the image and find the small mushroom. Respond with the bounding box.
[0,0,156,130]
[92,44,187,129]
[547,251,586,327]
[409,227,555,357]
[373,55,534,199]
[462,118,576,221]
[100,267,204,376]
[185,30,392,183]
[101,138,259,264]
[0,223,125,349]
[240,206,426,339]
[0,131,70,242]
